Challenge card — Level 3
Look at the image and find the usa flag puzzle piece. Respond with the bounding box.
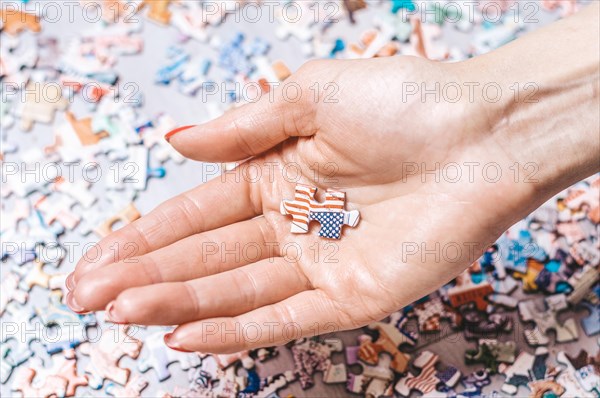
[280,184,360,239]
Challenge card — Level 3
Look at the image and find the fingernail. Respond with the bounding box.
[105,301,126,324]
[66,292,86,313]
[164,333,192,353]
[164,125,195,142]
[65,273,76,291]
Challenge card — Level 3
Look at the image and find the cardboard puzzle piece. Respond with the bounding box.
[0,8,41,36]
[499,346,557,396]
[137,331,201,381]
[460,304,513,340]
[579,298,600,336]
[360,321,414,373]
[447,279,493,312]
[11,367,68,398]
[346,345,394,397]
[280,184,360,239]
[1,339,34,384]
[394,351,461,397]
[106,374,149,397]
[16,82,69,131]
[461,369,491,396]
[35,291,96,354]
[0,273,28,315]
[409,296,459,332]
[136,0,173,25]
[556,350,600,397]
[518,293,579,345]
[465,339,516,374]
[290,338,346,389]
[93,203,141,238]
[79,325,142,389]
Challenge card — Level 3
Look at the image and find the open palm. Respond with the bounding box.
[69,56,536,353]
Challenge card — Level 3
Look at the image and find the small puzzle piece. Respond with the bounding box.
[394,351,461,397]
[447,279,493,312]
[106,374,148,397]
[346,345,394,397]
[281,184,360,239]
[499,346,557,396]
[93,203,141,238]
[290,338,346,389]
[136,0,173,25]
[137,331,201,381]
[465,339,516,374]
[10,350,87,397]
[409,296,459,332]
[0,8,41,36]
[518,293,579,346]
[556,350,600,397]
[0,273,28,315]
[35,291,96,354]
[359,321,414,373]
[79,325,142,389]
[16,82,69,131]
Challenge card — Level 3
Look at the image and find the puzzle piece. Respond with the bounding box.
[35,291,96,354]
[136,0,173,24]
[460,304,513,340]
[11,367,68,398]
[409,296,459,332]
[290,337,346,389]
[461,369,491,396]
[79,325,142,389]
[556,350,600,397]
[394,351,461,397]
[106,374,148,397]
[465,339,516,374]
[359,321,414,373]
[518,293,579,345]
[137,331,201,381]
[93,203,141,238]
[346,345,394,397]
[16,82,69,131]
[447,279,493,312]
[280,184,360,239]
[499,346,553,396]
[0,8,41,36]
[0,273,28,315]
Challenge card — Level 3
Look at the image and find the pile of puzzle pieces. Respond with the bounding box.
[1,1,598,397]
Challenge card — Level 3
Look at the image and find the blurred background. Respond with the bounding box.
[1,1,598,397]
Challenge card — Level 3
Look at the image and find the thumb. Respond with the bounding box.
[165,79,317,163]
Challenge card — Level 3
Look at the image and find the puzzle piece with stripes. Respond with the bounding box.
[280,184,360,239]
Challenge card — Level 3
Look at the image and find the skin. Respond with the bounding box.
[67,4,599,353]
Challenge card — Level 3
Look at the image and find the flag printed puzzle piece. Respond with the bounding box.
[280,184,360,239]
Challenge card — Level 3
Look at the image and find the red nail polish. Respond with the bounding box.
[65,273,76,291]
[66,293,87,314]
[164,333,192,353]
[164,125,195,142]
[105,301,126,324]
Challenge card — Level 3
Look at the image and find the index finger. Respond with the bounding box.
[71,166,261,284]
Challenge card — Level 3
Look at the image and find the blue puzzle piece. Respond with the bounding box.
[310,212,344,239]
[579,301,600,336]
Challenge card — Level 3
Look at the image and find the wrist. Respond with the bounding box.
[458,4,599,214]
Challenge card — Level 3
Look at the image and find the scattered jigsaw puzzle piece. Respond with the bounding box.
[15,82,69,131]
[106,374,148,397]
[137,331,201,381]
[518,293,579,345]
[394,351,461,397]
[0,8,41,36]
[79,325,142,389]
[290,337,346,389]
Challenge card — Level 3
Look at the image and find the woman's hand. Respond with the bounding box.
[67,4,599,353]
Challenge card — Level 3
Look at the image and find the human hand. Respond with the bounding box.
[67,5,599,353]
